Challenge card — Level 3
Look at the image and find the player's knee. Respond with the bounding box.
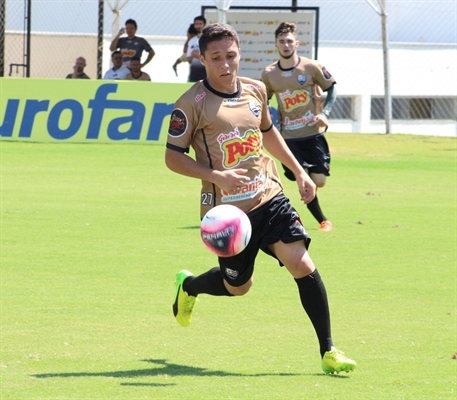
[226,277,253,296]
[311,173,327,187]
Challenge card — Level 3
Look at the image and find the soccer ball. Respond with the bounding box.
[200,205,252,257]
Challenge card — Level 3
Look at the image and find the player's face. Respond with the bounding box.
[125,23,136,37]
[200,38,240,94]
[275,32,298,60]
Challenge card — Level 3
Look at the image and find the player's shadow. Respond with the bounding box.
[32,358,305,381]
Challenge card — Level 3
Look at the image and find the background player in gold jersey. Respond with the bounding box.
[262,22,338,232]
[165,23,356,375]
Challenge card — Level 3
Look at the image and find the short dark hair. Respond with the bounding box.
[130,56,141,63]
[125,19,137,29]
[199,23,239,56]
[111,50,122,58]
[194,15,206,25]
[275,22,297,39]
[187,24,198,36]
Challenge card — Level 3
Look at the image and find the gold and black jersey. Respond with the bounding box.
[261,57,336,140]
[167,77,284,219]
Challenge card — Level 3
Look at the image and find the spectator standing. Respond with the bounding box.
[65,57,90,79]
[103,51,130,80]
[261,22,337,232]
[110,19,155,68]
[172,24,198,76]
[125,57,151,81]
[186,15,206,82]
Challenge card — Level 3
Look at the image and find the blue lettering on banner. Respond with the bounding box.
[87,84,146,140]
[48,100,84,140]
[0,83,174,142]
[0,99,20,137]
[19,100,50,137]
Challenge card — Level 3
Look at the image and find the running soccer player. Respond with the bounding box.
[261,21,337,232]
[165,22,356,375]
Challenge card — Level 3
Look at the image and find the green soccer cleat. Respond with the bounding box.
[322,347,357,374]
[172,270,197,327]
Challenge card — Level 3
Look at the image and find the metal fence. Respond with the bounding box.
[2,0,456,133]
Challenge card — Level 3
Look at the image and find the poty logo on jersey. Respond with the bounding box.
[218,127,261,168]
[279,89,310,111]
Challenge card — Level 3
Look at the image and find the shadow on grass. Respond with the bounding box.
[32,358,309,381]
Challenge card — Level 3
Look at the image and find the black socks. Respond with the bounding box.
[183,267,233,297]
[306,195,327,224]
[295,269,333,357]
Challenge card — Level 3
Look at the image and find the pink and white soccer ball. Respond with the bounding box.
[200,205,252,257]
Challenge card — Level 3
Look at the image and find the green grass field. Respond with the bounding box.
[1,133,456,399]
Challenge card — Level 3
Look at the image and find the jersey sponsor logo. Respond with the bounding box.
[195,92,206,102]
[218,127,261,168]
[283,110,315,130]
[225,268,239,279]
[279,89,310,111]
[223,97,239,106]
[297,74,307,84]
[281,71,293,78]
[221,170,267,202]
[322,66,333,80]
[121,49,136,58]
[249,101,261,118]
[168,108,187,137]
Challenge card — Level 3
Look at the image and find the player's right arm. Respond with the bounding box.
[165,149,249,193]
[109,28,125,51]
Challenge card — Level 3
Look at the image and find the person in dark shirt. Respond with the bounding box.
[110,19,155,68]
[65,57,90,79]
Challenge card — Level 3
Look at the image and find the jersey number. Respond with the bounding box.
[201,192,213,206]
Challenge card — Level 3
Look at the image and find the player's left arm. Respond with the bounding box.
[313,83,337,128]
[141,48,155,68]
[262,125,316,204]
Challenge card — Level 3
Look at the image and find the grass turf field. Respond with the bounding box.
[1,133,456,399]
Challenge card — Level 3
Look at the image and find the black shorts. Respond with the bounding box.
[282,134,331,181]
[218,194,311,287]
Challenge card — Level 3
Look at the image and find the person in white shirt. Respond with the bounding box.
[103,51,130,80]
[186,15,207,82]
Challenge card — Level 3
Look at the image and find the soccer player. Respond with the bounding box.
[261,22,337,232]
[165,23,356,375]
